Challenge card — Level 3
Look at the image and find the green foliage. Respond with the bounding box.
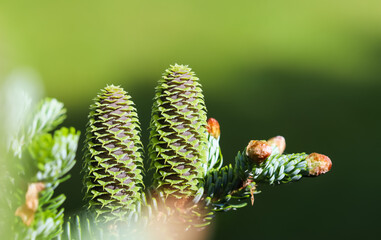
[83,85,144,222]
[30,127,79,183]
[24,190,66,240]
[149,64,208,199]
[10,98,66,158]
[4,97,80,240]
[251,152,309,184]
[203,153,251,213]
[202,149,313,216]
[58,213,101,240]
[203,133,223,175]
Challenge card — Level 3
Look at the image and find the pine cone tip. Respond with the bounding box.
[168,64,191,74]
[104,84,123,92]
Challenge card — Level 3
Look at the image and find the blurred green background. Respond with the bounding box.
[1,0,380,239]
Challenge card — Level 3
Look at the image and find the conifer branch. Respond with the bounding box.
[3,64,332,239]
[4,97,80,240]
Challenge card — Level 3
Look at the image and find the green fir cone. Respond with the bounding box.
[83,85,144,222]
[149,64,208,199]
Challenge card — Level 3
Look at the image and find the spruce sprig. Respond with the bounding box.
[10,98,66,158]
[252,152,309,184]
[5,97,80,240]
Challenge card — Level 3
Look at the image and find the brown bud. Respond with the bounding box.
[246,140,272,164]
[267,135,286,154]
[207,118,220,139]
[15,182,45,226]
[306,153,332,176]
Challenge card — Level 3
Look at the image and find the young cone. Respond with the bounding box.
[83,85,144,222]
[149,64,208,199]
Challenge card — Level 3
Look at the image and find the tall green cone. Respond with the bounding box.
[149,64,208,199]
[83,85,144,222]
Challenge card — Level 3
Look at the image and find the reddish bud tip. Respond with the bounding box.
[246,140,272,164]
[207,118,220,139]
[267,136,286,154]
[306,153,332,176]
